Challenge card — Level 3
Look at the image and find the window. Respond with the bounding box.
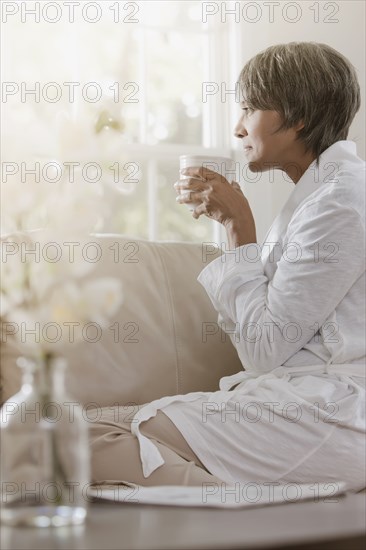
[1,1,241,243]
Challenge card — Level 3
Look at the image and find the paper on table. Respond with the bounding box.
[89,481,347,508]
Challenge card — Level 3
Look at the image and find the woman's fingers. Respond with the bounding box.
[174,171,239,221]
[174,177,205,192]
[176,192,190,203]
[191,201,212,220]
[176,190,200,204]
[180,166,218,181]
[174,178,208,204]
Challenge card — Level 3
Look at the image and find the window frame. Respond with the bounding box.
[123,15,241,243]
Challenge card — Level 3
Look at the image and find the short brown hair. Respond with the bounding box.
[238,42,361,161]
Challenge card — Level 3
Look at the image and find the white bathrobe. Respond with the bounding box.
[131,141,366,491]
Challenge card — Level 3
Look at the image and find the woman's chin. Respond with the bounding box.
[246,160,262,173]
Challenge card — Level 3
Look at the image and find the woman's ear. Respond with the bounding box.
[294,120,305,132]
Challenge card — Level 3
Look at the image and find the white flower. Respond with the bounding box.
[47,282,89,326]
[3,308,51,355]
[81,278,124,327]
[1,229,124,356]
[0,293,12,318]
[1,178,48,236]
[0,236,28,312]
[43,179,107,238]
[1,109,126,361]
[3,278,124,356]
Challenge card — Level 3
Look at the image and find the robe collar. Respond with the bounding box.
[261,140,357,265]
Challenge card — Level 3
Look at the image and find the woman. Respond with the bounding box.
[90,42,365,492]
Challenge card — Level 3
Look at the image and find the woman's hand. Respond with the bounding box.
[174,166,257,247]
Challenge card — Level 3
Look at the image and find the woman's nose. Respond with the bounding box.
[234,117,247,139]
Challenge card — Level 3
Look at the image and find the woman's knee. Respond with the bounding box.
[89,404,144,435]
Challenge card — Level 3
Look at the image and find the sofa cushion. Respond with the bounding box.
[1,233,242,407]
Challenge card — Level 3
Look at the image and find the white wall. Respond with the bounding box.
[230,0,365,243]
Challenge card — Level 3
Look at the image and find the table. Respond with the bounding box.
[1,490,365,550]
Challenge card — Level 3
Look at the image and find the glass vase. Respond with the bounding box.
[0,355,90,527]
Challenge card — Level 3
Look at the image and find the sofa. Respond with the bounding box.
[1,233,365,550]
[0,233,242,406]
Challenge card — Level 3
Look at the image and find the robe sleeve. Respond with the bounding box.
[197,199,365,373]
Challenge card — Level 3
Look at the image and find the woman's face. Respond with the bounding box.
[234,102,305,176]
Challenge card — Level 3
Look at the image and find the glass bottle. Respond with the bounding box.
[0,355,90,527]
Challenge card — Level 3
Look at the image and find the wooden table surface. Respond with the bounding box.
[1,490,365,550]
